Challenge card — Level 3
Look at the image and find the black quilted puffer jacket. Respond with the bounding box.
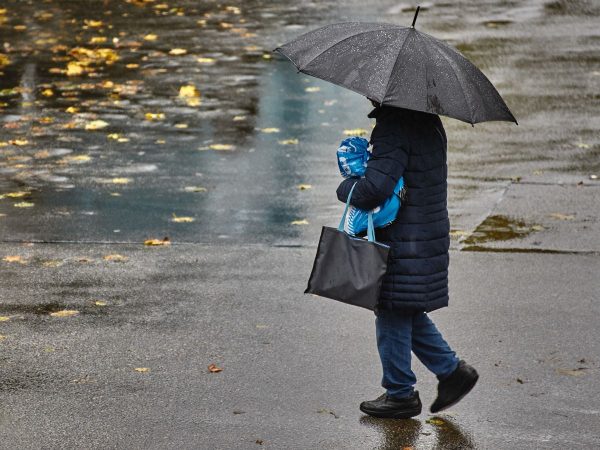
[337,105,449,312]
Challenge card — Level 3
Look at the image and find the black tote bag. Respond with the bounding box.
[305,183,390,311]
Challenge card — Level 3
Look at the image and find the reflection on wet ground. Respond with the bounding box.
[360,415,476,449]
[0,0,598,245]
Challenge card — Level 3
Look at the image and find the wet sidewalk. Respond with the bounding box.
[1,0,599,448]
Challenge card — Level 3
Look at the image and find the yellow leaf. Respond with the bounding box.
[174,123,188,129]
[171,214,195,223]
[0,191,30,198]
[233,115,246,121]
[0,54,10,67]
[145,112,165,121]
[144,237,171,246]
[196,57,215,64]
[343,128,368,136]
[126,63,139,69]
[84,19,104,28]
[262,54,272,60]
[291,219,309,225]
[169,48,187,56]
[450,230,469,237]
[143,34,158,41]
[41,88,54,97]
[297,184,312,190]
[42,259,63,267]
[278,138,299,145]
[183,186,207,192]
[178,85,201,106]
[0,316,10,322]
[14,25,27,31]
[66,106,79,113]
[426,418,445,426]
[305,86,320,93]
[260,127,280,133]
[9,139,29,146]
[3,255,26,264]
[224,6,241,14]
[89,36,107,44]
[111,177,131,184]
[85,120,109,130]
[66,61,84,76]
[50,310,79,318]
[60,154,92,163]
[103,254,127,262]
[134,367,150,373]
[94,300,108,306]
[14,201,34,208]
[208,144,235,151]
[0,334,6,341]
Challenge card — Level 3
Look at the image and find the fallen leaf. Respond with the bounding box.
[85,120,109,130]
[66,61,85,76]
[174,123,188,129]
[94,300,108,306]
[89,36,107,44]
[66,106,79,113]
[171,214,195,223]
[143,34,158,41]
[260,127,280,133]
[145,112,165,121]
[84,19,103,28]
[343,128,368,136]
[144,237,171,246]
[169,48,187,56]
[103,254,128,262]
[42,259,63,267]
[297,184,312,190]
[178,85,201,106]
[278,138,299,145]
[548,213,575,221]
[305,86,320,92]
[450,230,469,237]
[3,255,27,264]
[0,191,30,199]
[111,177,131,184]
[50,310,79,318]
[291,219,309,225]
[9,139,29,146]
[41,88,54,97]
[425,418,445,426]
[516,378,524,384]
[0,334,6,341]
[196,57,216,64]
[208,363,223,373]
[14,201,34,208]
[0,316,10,322]
[134,367,150,372]
[208,144,235,151]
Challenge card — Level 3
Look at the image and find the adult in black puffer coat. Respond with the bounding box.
[336,103,449,312]
[336,102,478,418]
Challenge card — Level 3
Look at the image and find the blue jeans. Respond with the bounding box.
[375,309,460,399]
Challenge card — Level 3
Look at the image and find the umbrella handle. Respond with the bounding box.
[411,6,421,28]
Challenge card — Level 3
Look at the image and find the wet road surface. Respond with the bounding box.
[1,0,599,448]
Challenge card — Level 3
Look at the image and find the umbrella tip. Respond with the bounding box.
[411,6,421,28]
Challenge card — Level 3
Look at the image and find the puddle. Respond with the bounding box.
[462,214,543,245]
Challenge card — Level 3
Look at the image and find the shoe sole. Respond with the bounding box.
[430,372,479,414]
[359,405,422,419]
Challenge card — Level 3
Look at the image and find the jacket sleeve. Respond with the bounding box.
[336,131,409,210]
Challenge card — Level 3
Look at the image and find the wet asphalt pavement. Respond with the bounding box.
[1,0,599,449]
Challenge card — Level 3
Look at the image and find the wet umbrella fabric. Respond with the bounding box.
[274,21,517,125]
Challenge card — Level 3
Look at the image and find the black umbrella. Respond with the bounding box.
[274,7,517,125]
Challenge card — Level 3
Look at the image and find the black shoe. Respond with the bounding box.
[359,391,422,419]
[430,360,479,413]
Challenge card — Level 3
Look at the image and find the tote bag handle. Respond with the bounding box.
[338,182,377,242]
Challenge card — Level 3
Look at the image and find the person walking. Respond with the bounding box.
[336,100,479,418]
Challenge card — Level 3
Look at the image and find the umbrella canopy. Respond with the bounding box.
[274,13,517,125]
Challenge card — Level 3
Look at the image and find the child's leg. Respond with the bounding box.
[411,312,459,380]
[375,309,416,399]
